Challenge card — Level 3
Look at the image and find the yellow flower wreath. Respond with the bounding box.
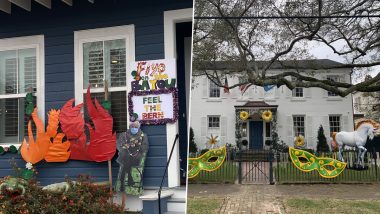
[240,111,249,121]
[261,110,273,122]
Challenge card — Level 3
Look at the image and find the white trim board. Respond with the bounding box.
[0,35,45,144]
[74,25,135,108]
[164,8,193,188]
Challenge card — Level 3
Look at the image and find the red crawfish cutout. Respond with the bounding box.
[85,87,116,162]
[59,99,89,161]
[59,87,116,162]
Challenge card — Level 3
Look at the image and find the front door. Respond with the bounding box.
[249,121,263,149]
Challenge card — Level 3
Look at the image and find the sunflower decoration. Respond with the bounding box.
[207,134,219,149]
[261,110,273,122]
[294,135,305,147]
[240,111,249,121]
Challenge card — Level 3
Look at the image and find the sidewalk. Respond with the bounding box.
[188,183,380,214]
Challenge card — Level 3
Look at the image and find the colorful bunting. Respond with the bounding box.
[223,77,229,94]
[263,85,275,92]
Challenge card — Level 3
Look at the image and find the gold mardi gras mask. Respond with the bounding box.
[188,146,226,179]
[289,147,347,178]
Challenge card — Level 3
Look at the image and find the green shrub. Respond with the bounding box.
[189,127,198,154]
[0,175,123,214]
[316,125,330,153]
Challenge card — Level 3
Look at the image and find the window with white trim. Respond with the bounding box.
[329,115,341,134]
[209,80,220,98]
[293,115,305,136]
[327,75,339,97]
[207,115,221,140]
[0,36,44,144]
[208,116,220,128]
[75,26,134,133]
[291,77,303,97]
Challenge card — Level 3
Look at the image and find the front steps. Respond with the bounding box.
[140,186,186,214]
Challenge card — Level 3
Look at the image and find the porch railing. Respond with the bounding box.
[158,134,179,214]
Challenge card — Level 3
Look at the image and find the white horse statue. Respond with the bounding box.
[333,120,378,168]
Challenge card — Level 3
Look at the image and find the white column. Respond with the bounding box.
[164,8,193,188]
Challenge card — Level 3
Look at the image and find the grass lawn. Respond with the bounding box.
[188,161,238,184]
[275,162,380,184]
[284,198,380,214]
[187,197,223,214]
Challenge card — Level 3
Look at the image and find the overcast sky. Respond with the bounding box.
[309,41,379,83]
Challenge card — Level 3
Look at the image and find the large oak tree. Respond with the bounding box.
[193,0,380,97]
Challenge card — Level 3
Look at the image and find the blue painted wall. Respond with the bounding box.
[0,0,192,187]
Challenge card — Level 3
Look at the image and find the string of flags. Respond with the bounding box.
[222,77,275,95]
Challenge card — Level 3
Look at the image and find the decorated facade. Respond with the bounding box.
[0,1,192,213]
[191,60,355,150]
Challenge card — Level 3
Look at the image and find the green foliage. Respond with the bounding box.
[316,125,330,153]
[187,197,223,214]
[272,140,289,153]
[25,93,35,116]
[189,161,238,184]
[0,175,123,213]
[189,127,198,154]
[100,100,112,111]
[285,198,380,213]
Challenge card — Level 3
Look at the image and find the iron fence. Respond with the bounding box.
[275,151,380,184]
[188,149,380,184]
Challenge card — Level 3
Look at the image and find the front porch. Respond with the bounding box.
[234,101,278,151]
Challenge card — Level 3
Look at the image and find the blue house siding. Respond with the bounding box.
[0,0,192,187]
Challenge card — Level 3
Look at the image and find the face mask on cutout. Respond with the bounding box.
[130,128,139,135]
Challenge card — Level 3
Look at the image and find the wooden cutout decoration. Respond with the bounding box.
[289,147,347,178]
[21,108,50,164]
[59,99,84,140]
[46,109,60,138]
[85,87,116,162]
[59,99,90,160]
[44,133,71,162]
[188,146,227,179]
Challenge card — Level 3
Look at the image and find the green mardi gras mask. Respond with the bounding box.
[289,147,347,178]
[188,146,226,179]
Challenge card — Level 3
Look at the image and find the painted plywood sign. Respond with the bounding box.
[130,59,176,91]
[128,89,178,125]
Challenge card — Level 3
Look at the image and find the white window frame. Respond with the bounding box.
[291,77,304,98]
[292,87,304,97]
[293,115,305,137]
[208,79,221,98]
[207,115,221,128]
[74,25,135,106]
[329,115,341,134]
[327,75,340,97]
[0,35,45,145]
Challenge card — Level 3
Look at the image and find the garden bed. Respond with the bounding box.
[0,176,123,213]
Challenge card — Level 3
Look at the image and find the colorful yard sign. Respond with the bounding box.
[128,88,178,125]
[130,59,176,91]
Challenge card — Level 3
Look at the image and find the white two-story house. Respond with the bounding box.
[191,59,355,150]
